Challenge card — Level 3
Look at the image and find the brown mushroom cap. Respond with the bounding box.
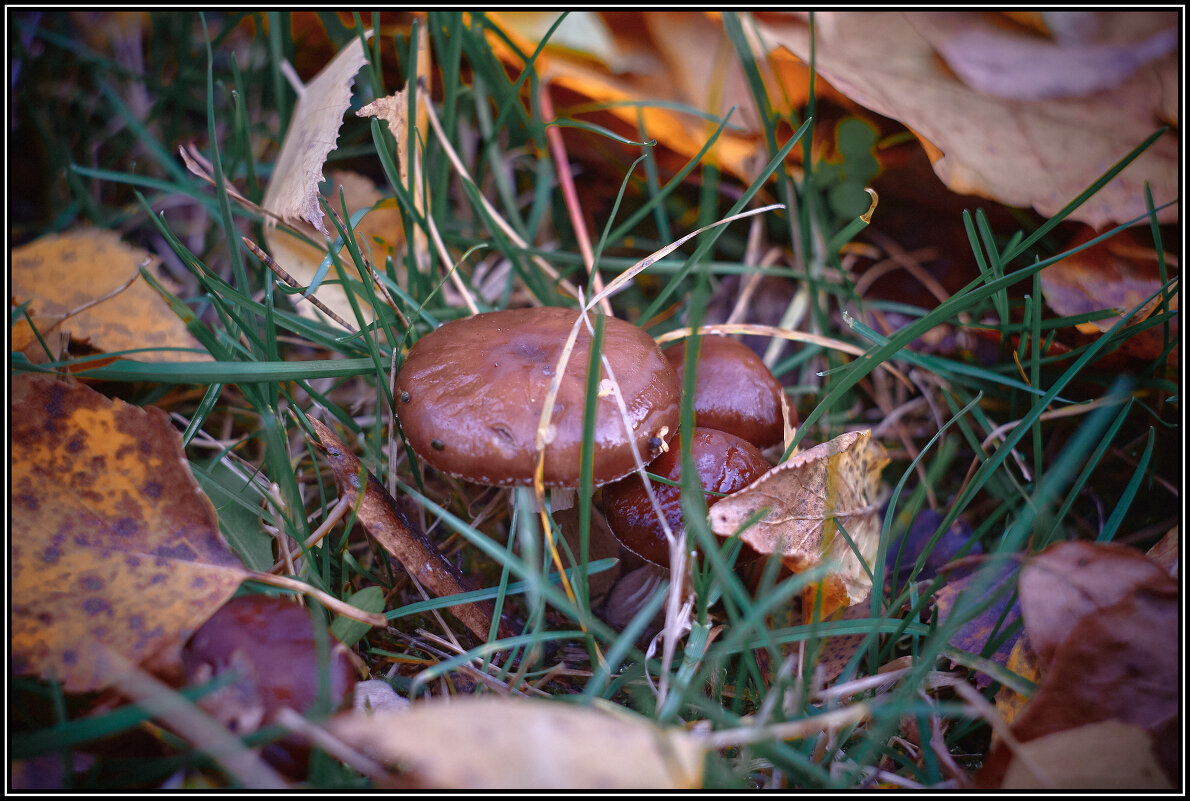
[395,307,680,488]
[182,595,357,722]
[664,336,787,449]
[601,426,771,565]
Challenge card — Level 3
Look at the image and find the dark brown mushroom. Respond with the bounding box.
[395,307,680,488]
[601,426,771,565]
[182,594,358,776]
[663,336,788,449]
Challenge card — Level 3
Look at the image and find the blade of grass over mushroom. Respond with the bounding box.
[577,312,607,615]
[656,323,910,387]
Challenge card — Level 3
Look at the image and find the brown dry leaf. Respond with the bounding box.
[757,12,1178,228]
[977,541,1179,788]
[261,33,370,236]
[263,170,403,329]
[1016,539,1172,669]
[709,430,889,618]
[932,560,1020,688]
[10,375,247,692]
[1039,226,1178,364]
[328,696,705,789]
[10,228,211,363]
[999,721,1172,790]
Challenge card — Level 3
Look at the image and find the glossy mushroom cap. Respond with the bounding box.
[395,307,680,488]
[182,594,357,777]
[664,336,787,449]
[601,426,771,565]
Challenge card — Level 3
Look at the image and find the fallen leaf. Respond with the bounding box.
[1144,526,1177,579]
[261,33,370,236]
[263,170,402,329]
[10,375,247,692]
[932,559,1020,689]
[757,12,1178,228]
[485,12,760,181]
[1039,226,1178,363]
[1016,539,1172,669]
[709,430,889,618]
[992,634,1041,730]
[10,228,211,363]
[976,541,1179,788]
[931,16,1176,101]
[998,720,1172,790]
[327,696,705,788]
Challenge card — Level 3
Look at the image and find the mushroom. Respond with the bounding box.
[601,426,771,565]
[182,594,358,776]
[663,336,789,450]
[395,307,680,488]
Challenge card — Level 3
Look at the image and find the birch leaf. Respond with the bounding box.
[709,430,889,617]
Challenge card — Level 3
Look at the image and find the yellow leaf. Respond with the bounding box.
[328,696,705,789]
[709,430,889,617]
[10,375,247,692]
[10,228,211,363]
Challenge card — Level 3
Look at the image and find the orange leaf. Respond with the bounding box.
[11,375,247,692]
[10,228,211,363]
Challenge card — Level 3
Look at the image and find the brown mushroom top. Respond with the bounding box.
[395,307,680,488]
[601,426,771,565]
[664,336,786,449]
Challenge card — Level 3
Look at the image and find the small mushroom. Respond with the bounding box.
[663,336,789,449]
[601,427,771,565]
[182,594,358,775]
[395,307,680,488]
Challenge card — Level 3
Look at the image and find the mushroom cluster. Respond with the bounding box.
[394,311,789,570]
[600,335,790,565]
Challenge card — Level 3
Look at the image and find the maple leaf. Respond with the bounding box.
[709,430,889,618]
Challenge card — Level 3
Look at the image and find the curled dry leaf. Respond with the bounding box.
[308,418,504,642]
[10,228,211,363]
[709,430,889,618]
[327,696,705,789]
[757,12,1178,228]
[10,375,247,692]
[261,33,370,236]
